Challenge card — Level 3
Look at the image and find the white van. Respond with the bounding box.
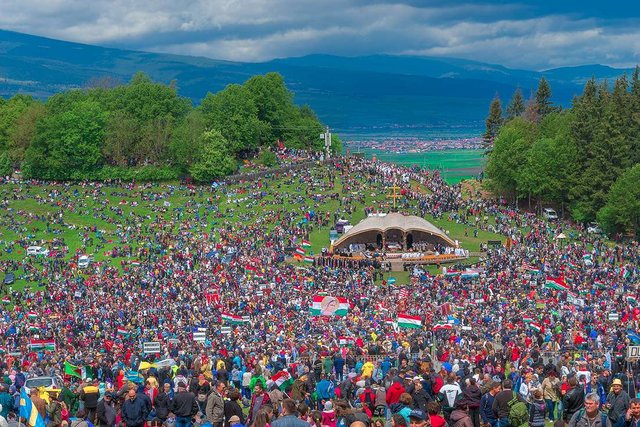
[78,255,91,268]
[26,246,49,256]
[542,208,558,221]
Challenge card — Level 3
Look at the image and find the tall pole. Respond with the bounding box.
[324,126,331,159]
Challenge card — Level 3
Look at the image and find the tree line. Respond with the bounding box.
[483,71,640,237]
[0,72,341,183]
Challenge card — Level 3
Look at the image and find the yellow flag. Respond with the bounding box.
[371,332,378,342]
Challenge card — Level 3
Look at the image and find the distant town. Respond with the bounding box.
[344,137,483,153]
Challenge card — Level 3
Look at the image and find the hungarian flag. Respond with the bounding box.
[444,270,461,277]
[545,277,569,291]
[309,295,349,316]
[339,336,354,346]
[245,265,257,274]
[295,247,305,256]
[594,280,607,289]
[628,295,637,306]
[432,323,452,331]
[255,272,265,279]
[272,370,293,391]
[529,322,542,333]
[302,240,311,248]
[522,316,533,323]
[221,313,244,325]
[397,313,422,329]
[116,327,128,336]
[27,311,38,320]
[64,361,83,378]
[1,296,10,304]
[303,256,313,264]
[29,339,55,351]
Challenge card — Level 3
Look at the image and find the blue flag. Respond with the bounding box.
[627,330,640,344]
[19,389,46,427]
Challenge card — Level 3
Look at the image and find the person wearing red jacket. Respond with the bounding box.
[386,377,406,406]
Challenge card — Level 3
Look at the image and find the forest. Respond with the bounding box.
[484,71,640,236]
[0,72,340,183]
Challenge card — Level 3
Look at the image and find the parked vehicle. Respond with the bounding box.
[24,376,64,395]
[542,208,558,221]
[27,246,49,256]
[78,255,92,268]
[587,222,603,234]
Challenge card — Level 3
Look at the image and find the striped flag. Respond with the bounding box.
[221,313,244,325]
[628,295,637,306]
[302,240,311,248]
[309,295,349,316]
[2,296,10,304]
[27,311,37,320]
[303,256,314,264]
[29,339,55,351]
[545,277,570,291]
[432,323,452,331]
[397,313,422,329]
[19,388,46,427]
[522,316,533,323]
[295,247,305,256]
[272,370,293,390]
[116,327,128,336]
[245,265,257,274]
[193,328,207,342]
[220,326,232,335]
[339,336,355,346]
[594,280,607,289]
[529,322,542,333]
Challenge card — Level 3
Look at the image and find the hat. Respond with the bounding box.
[323,401,333,412]
[408,409,427,420]
[612,379,623,387]
[229,416,241,424]
[413,376,424,382]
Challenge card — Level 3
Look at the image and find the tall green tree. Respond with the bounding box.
[189,130,237,182]
[506,87,525,120]
[483,95,503,151]
[200,84,269,155]
[23,100,106,179]
[597,164,640,236]
[535,77,554,119]
[485,117,537,200]
[245,72,296,143]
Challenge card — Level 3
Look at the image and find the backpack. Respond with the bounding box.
[507,392,528,427]
[573,409,608,427]
[362,390,376,412]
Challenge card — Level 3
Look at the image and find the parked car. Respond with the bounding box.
[78,255,92,268]
[587,222,603,234]
[3,272,14,285]
[23,376,64,395]
[542,208,558,221]
[26,246,49,256]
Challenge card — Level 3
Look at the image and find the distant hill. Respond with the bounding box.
[0,29,634,137]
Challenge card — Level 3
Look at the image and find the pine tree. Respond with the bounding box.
[506,87,525,120]
[535,77,554,119]
[483,95,503,152]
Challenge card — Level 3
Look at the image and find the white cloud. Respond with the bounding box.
[1,0,639,69]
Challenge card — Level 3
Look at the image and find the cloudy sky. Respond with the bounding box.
[1,0,639,70]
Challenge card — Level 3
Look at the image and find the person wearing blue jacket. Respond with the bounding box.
[316,375,335,409]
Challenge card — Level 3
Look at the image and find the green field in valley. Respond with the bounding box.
[357,149,486,184]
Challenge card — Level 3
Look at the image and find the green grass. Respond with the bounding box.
[359,149,486,184]
[0,164,509,297]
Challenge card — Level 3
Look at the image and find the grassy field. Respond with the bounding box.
[0,164,503,292]
[357,149,486,184]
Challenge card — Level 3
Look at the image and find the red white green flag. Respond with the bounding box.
[309,295,349,316]
[397,313,422,329]
[544,277,569,291]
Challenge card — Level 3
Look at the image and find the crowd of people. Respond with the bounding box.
[0,156,637,427]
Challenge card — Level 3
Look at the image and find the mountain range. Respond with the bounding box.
[0,29,635,138]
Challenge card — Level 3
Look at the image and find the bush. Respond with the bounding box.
[257,150,277,167]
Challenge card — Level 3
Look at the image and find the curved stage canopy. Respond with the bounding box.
[332,213,457,251]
